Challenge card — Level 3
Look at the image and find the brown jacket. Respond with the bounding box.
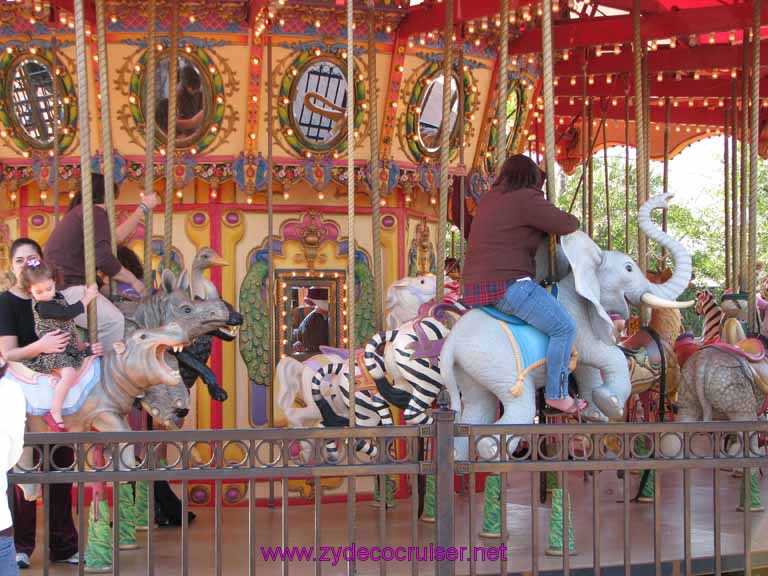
[44,205,122,289]
[462,185,579,285]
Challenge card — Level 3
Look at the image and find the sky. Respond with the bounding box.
[596,137,726,217]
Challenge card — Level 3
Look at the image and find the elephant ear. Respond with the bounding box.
[561,231,615,346]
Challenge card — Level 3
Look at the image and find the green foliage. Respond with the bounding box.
[555,145,768,289]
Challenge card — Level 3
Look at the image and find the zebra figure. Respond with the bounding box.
[695,290,723,344]
[310,360,394,461]
[363,315,453,425]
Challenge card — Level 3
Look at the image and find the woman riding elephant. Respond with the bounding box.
[462,154,584,414]
[443,188,693,460]
[0,238,95,569]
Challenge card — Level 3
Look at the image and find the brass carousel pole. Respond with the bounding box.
[661,97,670,267]
[587,97,594,237]
[748,3,760,334]
[51,33,61,224]
[625,87,630,255]
[367,2,383,329]
[541,0,557,280]
[602,97,611,250]
[144,0,157,292]
[458,36,466,271]
[95,0,116,271]
[740,28,749,292]
[163,1,179,270]
[73,0,96,339]
[632,0,647,276]
[266,35,276,505]
[724,102,731,289]
[345,1,357,573]
[497,0,509,171]
[435,0,453,300]
[731,81,739,288]
[581,55,588,232]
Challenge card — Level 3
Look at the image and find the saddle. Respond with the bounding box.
[406,301,468,362]
[699,318,768,394]
[8,356,101,416]
[620,329,663,396]
[313,347,378,394]
[478,306,579,396]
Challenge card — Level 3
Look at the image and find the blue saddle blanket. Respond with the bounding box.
[5,357,101,416]
[478,306,549,372]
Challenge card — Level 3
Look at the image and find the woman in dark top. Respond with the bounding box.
[462,155,585,415]
[0,238,85,568]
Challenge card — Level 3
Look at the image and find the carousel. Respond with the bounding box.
[1,0,767,574]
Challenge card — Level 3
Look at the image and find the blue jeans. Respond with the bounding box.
[0,535,18,576]
[495,280,576,400]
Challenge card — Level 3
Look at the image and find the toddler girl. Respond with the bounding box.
[19,257,98,432]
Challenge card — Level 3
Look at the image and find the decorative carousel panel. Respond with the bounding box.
[0,47,77,154]
[403,61,477,163]
[277,49,366,158]
[127,46,226,153]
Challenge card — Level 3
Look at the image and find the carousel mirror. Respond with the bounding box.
[416,74,459,154]
[144,54,211,148]
[290,58,348,150]
[282,281,338,361]
[505,86,522,151]
[7,56,63,149]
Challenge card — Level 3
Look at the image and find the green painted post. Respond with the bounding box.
[84,500,112,573]
[738,468,764,512]
[134,481,149,531]
[119,482,138,549]
[545,488,575,556]
[480,474,501,538]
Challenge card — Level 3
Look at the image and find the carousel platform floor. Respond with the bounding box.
[24,467,768,576]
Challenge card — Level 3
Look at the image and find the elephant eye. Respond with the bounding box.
[420,280,425,285]
[183,306,193,314]
[139,333,147,340]
[625,264,633,273]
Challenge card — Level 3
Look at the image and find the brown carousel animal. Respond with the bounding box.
[12,321,193,501]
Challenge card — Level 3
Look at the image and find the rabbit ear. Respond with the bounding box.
[161,269,176,294]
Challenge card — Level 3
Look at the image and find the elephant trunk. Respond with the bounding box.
[638,193,692,301]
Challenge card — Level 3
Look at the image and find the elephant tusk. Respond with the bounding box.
[640,293,695,309]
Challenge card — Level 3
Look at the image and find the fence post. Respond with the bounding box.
[434,390,455,576]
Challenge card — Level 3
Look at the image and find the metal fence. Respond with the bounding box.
[10,402,768,576]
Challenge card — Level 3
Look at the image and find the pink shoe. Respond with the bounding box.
[545,397,588,416]
[44,412,68,432]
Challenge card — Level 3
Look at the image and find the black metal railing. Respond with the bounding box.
[10,404,768,576]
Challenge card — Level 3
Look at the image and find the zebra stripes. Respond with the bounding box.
[310,361,393,459]
[363,317,449,425]
[695,291,722,344]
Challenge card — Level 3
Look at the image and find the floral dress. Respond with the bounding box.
[23,293,87,374]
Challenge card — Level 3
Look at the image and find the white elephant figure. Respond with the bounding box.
[441,194,693,460]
